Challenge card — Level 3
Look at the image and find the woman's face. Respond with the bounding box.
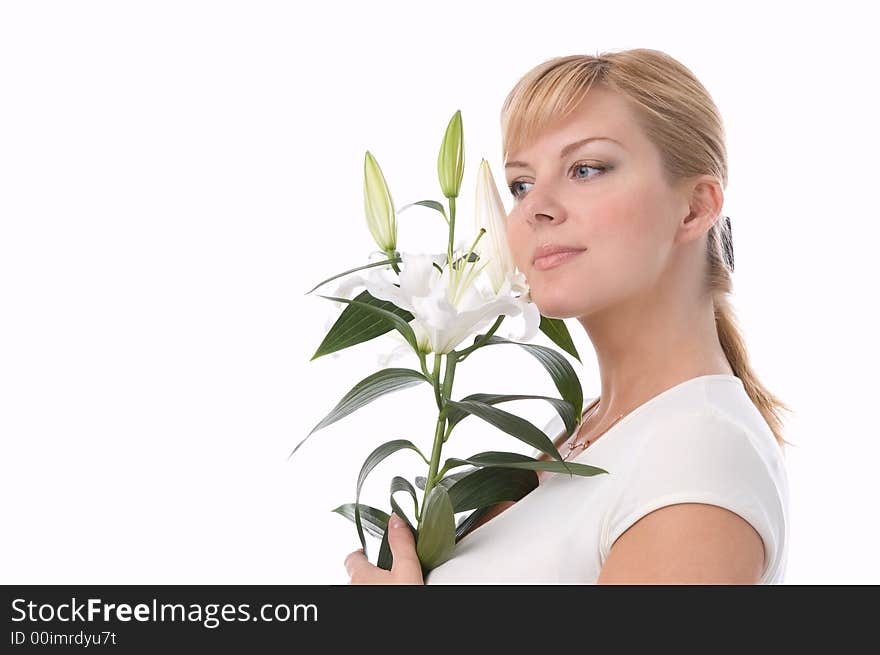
[504,87,689,319]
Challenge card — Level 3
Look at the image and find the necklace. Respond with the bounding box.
[562,398,626,462]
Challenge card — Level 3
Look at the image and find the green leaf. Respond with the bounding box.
[311,290,414,361]
[538,315,581,363]
[446,468,546,542]
[304,257,401,296]
[316,292,421,359]
[289,367,429,460]
[377,523,393,571]
[445,398,564,461]
[444,393,577,438]
[378,477,421,572]
[390,476,419,524]
[467,334,584,424]
[415,467,476,491]
[442,450,609,480]
[416,484,456,572]
[455,506,493,542]
[331,503,389,539]
[354,439,428,559]
[398,199,448,224]
[445,466,539,513]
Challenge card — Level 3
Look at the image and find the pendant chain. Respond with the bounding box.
[562,399,626,462]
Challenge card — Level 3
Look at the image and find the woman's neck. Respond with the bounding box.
[577,290,731,426]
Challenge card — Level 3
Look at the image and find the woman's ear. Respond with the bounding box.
[677,176,724,242]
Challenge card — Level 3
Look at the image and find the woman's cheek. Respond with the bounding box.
[605,224,667,297]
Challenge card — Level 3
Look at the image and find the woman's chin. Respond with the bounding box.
[531,293,585,320]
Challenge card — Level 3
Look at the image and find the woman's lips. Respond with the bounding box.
[533,249,585,271]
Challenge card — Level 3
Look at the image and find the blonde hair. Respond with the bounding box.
[500,48,795,452]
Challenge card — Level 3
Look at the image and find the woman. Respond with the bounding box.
[344,48,793,585]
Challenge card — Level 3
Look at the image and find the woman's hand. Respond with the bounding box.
[344,513,425,585]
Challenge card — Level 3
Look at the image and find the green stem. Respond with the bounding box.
[420,398,446,527]
[441,351,457,402]
[385,250,401,275]
[418,352,430,381]
[439,353,458,443]
[434,461,453,481]
[430,353,443,412]
[418,351,460,532]
[446,197,457,267]
[442,420,454,443]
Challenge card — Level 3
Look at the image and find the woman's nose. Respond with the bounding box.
[523,197,566,227]
[517,182,567,227]
[530,211,557,224]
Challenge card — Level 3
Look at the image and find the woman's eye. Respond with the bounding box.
[507,162,608,200]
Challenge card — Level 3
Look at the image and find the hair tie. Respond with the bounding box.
[720,215,734,272]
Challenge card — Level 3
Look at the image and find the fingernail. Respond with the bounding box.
[390,513,404,528]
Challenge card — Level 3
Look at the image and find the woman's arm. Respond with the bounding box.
[596,502,765,584]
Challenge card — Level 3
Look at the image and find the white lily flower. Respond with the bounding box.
[474,158,515,296]
[367,239,468,367]
[327,158,542,360]
[324,256,432,365]
[339,245,523,356]
[473,158,541,342]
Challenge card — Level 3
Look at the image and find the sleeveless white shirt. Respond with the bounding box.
[424,374,790,584]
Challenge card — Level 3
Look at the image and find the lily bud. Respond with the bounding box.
[437,110,464,199]
[363,150,398,252]
[473,158,515,295]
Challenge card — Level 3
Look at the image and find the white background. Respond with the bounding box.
[1,0,877,585]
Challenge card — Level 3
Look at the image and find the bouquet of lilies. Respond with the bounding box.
[291,110,608,576]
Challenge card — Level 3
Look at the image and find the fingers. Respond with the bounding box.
[387,513,423,582]
[344,548,365,578]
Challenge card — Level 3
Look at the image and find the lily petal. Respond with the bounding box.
[474,159,515,295]
[506,300,541,342]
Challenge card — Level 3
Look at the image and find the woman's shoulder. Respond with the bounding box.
[635,405,783,473]
[603,405,790,583]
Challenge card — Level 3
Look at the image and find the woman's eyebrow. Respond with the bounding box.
[504,136,623,169]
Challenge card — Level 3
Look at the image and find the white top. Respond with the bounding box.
[424,374,790,584]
